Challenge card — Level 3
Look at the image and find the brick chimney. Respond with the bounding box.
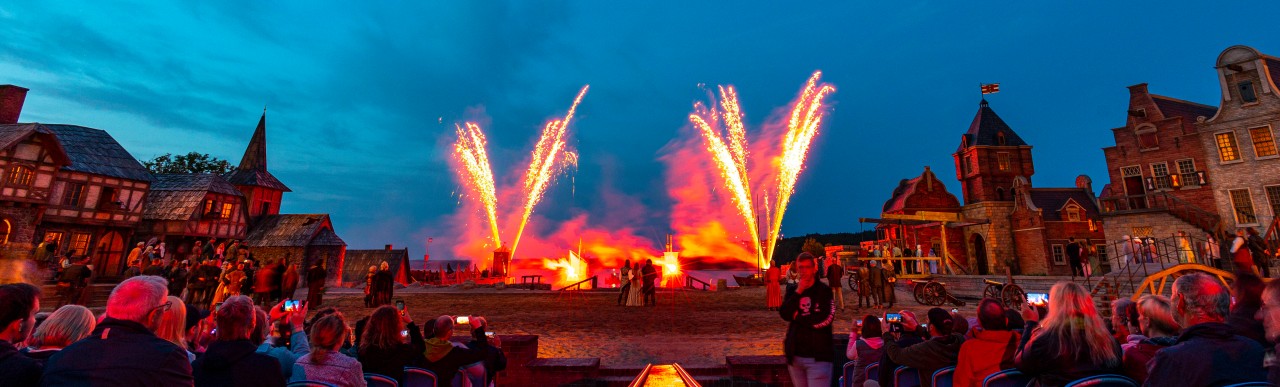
[0,85,28,124]
[385,244,393,251]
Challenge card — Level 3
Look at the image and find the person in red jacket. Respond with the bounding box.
[954,298,1020,387]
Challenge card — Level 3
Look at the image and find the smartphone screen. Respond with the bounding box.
[484,331,495,338]
[455,316,470,325]
[951,308,959,314]
[283,300,299,312]
[1028,293,1049,305]
[886,313,902,323]
[400,330,409,337]
[395,300,405,311]
[855,319,863,327]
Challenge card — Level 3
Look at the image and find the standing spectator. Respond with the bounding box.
[258,300,310,380]
[844,315,883,387]
[779,253,834,387]
[467,317,506,387]
[373,262,394,306]
[825,258,844,311]
[1176,231,1197,263]
[765,263,782,310]
[1233,229,1255,274]
[307,261,328,307]
[291,313,365,387]
[357,305,425,382]
[642,259,658,306]
[363,266,376,307]
[42,276,194,386]
[270,259,286,302]
[154,295,195,362]
[34,235,57,273]
[882,308,965,387]
[954,299,1020,387]
[421,315,487,385]
[1015,281,1120,387]
[56,256,92,307]
[881,261,897,309]
[1120,235,1133,266]
[22,304,94,367]
[127,242,145,268]
[239,260,256,298]
[123,259,143,278]
[1247,228,1271,278]
[1228,273,1267,345]
[626,264,644,306]
[142,256,166,277]
[192,295,285,387]
[1256,277,1280,385]
[281,263,299,301]
[1145,273,1266,386]
[0,283,42,387]
[254,261,277,306]
[618,261,632,306]
[1066,237,1084,279]
[1205,233,1221,268]
[1120,295,1179,384]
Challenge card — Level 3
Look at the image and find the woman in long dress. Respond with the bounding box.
[1176,231,1197,263]
[626,269,644,306]
[765,265,782,310]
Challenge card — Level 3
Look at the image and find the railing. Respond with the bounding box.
[1092,233,1241,304]
[1099,192,1221,233]
[557,275,598,291]
[686,275,711,291]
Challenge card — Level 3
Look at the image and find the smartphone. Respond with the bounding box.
[885,313,902,323]
[855,319,863,327]
[455,316,470,325]
[951,308,959,314]
[484,331,495,338]
[1027,293,1049,306]
[395,299,405,311]
[283,299,301,312]
[400,330,409,337]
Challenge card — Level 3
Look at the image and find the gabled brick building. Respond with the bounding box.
[875,166,966,266]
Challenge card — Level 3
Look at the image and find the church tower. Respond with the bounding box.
[954,99,1035,204]
[226,112,291,220]
[955,99,1034,275]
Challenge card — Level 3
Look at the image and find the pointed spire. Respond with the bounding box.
[238,112,268,172]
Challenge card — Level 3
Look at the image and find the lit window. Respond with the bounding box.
[69,233,90,256]
[1239,81,1258,103]
[1250,127,1277,158]
[1051,245,1066,265]
[1230,189,1257,224]
[997,132,1007,146]
[997,153,1010,171]
[221,203,233,219]
[7,166,33,186]
[1217,132,1240,162]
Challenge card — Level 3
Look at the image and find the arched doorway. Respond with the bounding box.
[93,231,126,277]
[972,233,989,275]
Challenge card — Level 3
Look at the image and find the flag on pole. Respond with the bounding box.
[980,83,1000,94]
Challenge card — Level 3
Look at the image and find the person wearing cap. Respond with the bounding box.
[881,308,965,387]
[779,252,835,387]
[126,242,145,270]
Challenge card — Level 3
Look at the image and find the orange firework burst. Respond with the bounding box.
[510,85,589,256]
[453,122,501,246]
[687,71,834,266]
[542,250,588,287]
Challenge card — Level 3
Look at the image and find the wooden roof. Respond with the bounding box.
[244,214,346,248]
[342,248,411,285]
[43,124,152,182]
[0,123,71,165]
[142,174,242,221]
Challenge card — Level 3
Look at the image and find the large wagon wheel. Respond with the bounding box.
[846,268,859,294]
[912,281,927,304]
[1001,284,1026,309]
[923,281,947,306]
[982,283,1001,300]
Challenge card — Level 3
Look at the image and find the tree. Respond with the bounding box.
[802,238,826,259]
[143,152,233,174]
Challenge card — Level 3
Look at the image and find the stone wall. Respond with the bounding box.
[1101,211,1207,268]
[962,202,1015,274]
[0,205,43,252]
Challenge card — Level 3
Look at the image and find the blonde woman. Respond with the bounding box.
[1121,295,1180,384]
[22,305,95,363]
[1015,281,1121,386]
[154,295,195,362]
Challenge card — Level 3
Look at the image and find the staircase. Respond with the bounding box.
[37,283,115,311]
[1089,234,1237,318]
[1100,192,1221,235]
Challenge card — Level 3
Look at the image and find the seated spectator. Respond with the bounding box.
[1111,299,1140,350]
[0,283,42,387]
[22,304,95,365]
[154,295,195,362]
[1015,281,1120,387]
[257,301,310,380]
[192,295,284,387]
[292,312,365,387]
[423,315,487,385]
[466,317,506,387]
[1146,273,1266,386]
[1257,277,1280,384]
[1228,273,1267,346]
[1120,295,1178,384]
[1004,309,1025,335]
[954,299,1020,387]
[951,310,971,337]
[43,276,194,386]
[358,305,425,382]
[844,315,884,387]
[881,308,965,387]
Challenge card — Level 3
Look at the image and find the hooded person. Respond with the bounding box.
[422,315,487,385]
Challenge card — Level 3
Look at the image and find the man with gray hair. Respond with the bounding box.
[1145,273,1265,386]
[42,275,194,386]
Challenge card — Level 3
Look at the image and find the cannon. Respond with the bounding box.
[909,278,966,307]
[982,278,1026,309]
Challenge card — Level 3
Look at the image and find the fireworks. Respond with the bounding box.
[688,71,834,265]
[542,250,589,287]
[451,86,588,256]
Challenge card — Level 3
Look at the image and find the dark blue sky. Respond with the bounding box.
[1,2,1276,258]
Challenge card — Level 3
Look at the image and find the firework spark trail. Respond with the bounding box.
[765,71,835,260]
[453,122,501,246]
[689,71,833,267]
[510,85,590,256]
[690,99,763,266]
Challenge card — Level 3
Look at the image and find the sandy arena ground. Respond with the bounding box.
[318,285,978,368]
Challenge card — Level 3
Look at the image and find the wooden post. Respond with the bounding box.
[940,223,952,275]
